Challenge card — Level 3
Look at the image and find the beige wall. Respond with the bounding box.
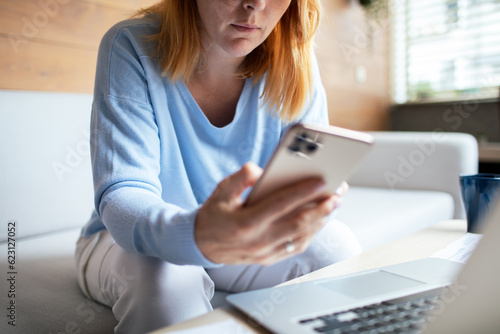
[0,0,390,130]
[316,0,390,130]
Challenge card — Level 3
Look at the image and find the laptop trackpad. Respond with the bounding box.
[316,270,425,300]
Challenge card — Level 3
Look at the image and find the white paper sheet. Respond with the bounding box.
[431,233,483,263]
[163,318,253,334]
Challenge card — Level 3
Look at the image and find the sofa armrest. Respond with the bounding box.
[0,90,94,242]
[348,131,478,219]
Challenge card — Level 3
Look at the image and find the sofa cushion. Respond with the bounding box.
[337,186,454,251]
[0,228,117,334]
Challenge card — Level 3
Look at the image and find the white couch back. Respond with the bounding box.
[349,131,479,219]
[0,91,94,241]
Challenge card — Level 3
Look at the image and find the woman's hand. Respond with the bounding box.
[195,162,347,265]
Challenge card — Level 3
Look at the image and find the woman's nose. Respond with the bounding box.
[243,0,266,12]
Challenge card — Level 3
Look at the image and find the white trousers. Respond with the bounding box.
[75,220,361,334]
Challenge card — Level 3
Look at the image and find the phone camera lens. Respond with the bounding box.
[306,143,318,153]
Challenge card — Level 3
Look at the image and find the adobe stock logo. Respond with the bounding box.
[51,131,90,182]
[384,132,445,189]
[8,0,71,54]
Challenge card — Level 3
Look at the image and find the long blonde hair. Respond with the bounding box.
[137,0,321,121]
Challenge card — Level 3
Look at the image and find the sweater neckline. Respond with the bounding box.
[177,78,252,131]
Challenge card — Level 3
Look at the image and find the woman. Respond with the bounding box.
[75,0,362,333]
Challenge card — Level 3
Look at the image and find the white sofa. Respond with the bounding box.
[0,90,478,333]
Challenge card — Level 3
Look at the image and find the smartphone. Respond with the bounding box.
[244,123,374,206]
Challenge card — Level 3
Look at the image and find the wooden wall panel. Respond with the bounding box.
[0,0,129,49]
[0,0,157,93]
[88,0,156,11]
[0,35,96,92]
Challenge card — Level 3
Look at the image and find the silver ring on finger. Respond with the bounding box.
[285,238,296,253]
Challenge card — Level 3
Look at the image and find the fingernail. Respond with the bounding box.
[335,185,346,196]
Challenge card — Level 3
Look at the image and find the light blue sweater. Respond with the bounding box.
[81,16,329,268]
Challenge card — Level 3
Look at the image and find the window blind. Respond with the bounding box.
[390,0,500,104]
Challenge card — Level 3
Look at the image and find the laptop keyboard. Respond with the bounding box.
[298,293,440,334]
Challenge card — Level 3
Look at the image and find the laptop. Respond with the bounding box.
[226,198,500,334]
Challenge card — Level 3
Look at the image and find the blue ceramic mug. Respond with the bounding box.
[459,174,500,233]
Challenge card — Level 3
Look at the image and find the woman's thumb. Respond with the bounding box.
[214,162,262,202]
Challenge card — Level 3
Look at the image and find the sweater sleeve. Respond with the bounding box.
[90,21,221,268]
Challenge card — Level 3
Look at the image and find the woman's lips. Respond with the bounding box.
[232,23,259,33]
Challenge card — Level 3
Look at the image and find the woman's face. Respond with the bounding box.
[196,0,292,60]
